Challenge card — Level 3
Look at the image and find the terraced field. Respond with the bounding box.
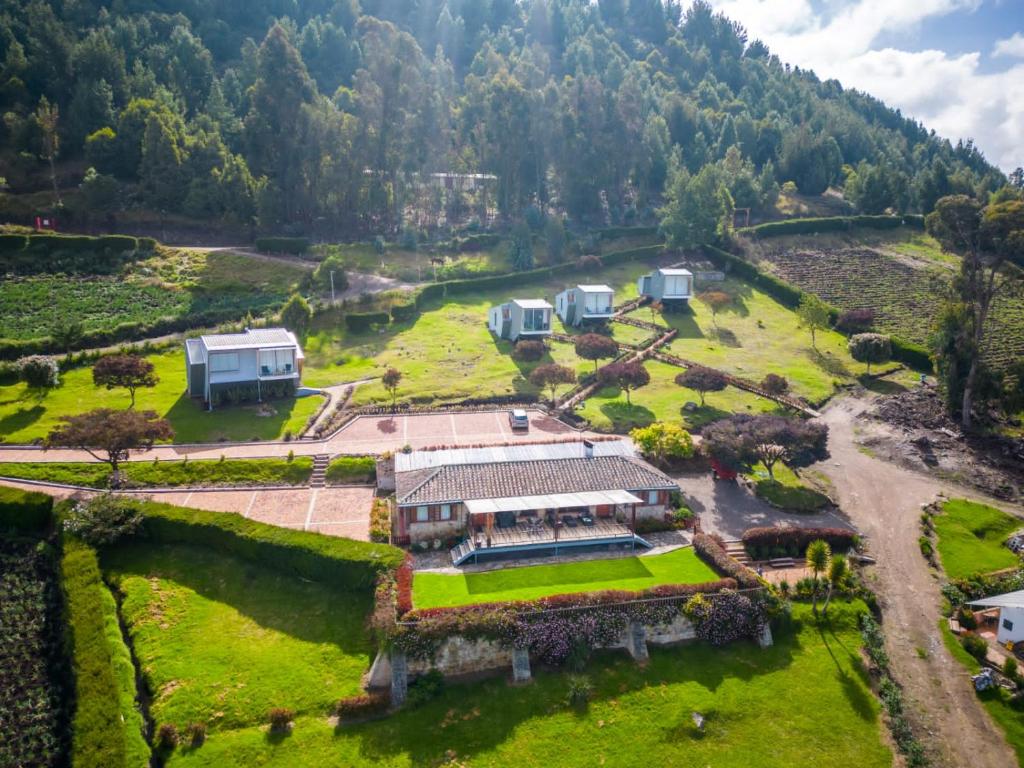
[753,229,1024,370]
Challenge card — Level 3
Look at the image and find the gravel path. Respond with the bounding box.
[818,395,1020,768]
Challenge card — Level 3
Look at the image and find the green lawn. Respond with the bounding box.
[748,462,831,513]
[166,602,891,768]
[933,499,1021,580]
[577,359,783,433]
[940,621,1024,766]
[413,547,719,609]
[0,350,322,444]
[0,457,313,488]
[102,542,374,733]
[663,278,870,404]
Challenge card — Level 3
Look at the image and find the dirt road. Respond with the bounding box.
[819,396,1018,768]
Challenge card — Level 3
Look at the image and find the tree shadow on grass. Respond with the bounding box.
[816,615,877,722]
[599,399,656,431]
[858,375,908,396]
[101,541,374,655]
[0,404,45,439]
[664,312,706,340]
[348,632,801,766]
[713,327,742,348]
[806,348,851,378]
[165,392,302,443]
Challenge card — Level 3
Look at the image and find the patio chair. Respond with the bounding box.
[564,516,578,528]
[261,365,271,376]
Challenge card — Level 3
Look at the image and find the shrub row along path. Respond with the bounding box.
[817,395,1020,768]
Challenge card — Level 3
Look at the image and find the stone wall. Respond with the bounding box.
[375,612,720,693]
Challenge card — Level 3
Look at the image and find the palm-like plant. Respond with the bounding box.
[823,554,847,616]
[805,539,831,615]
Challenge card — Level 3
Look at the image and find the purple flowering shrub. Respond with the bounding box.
[684,590,767,646]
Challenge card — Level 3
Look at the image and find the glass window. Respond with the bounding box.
[440,504,452,520]
[210,352,240,372]
[415,506,428,522]
[502,305,511,321]
[647,490,658,505]
[1004,619,1014,631]
[567,291,575,304]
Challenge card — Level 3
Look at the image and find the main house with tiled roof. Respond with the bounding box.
[392,440,679,565]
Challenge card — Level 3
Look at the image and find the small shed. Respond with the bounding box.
[968,590,1024,644]
[637,268,693,302]
[554,284,615,327]
[488,299,553,341]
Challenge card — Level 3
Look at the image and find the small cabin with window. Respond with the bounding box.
[968,590,1024,645]
[554,284,615,327]
[637,268,693,304]
[488,299,553,341]
[184,328,304,408]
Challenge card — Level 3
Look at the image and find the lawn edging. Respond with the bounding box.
[60,536,151,768]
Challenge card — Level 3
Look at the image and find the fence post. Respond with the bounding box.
[511,646,532,683]
[626,621,649,662]
[390,651,408,706]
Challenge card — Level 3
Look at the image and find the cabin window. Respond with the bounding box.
[1004,619,1014,632]
[209,352,240,372]
[502,306,511,321]
[259,349,294,375]
[647,490,659,505]
[415,506,428,522]
[440,504,452,520]
[567,291,575,304]
[523,308,548,331]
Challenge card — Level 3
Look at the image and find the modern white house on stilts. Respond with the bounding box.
[184,328,304,409]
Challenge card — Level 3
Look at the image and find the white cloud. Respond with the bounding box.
[706,0,1022,172]
[993,32,1024,57]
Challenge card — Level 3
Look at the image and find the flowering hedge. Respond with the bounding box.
[684,590,767,646]
[335,691,390,721]
[693,533,762,589]
[389,580,740,663]
[395,555,414,616]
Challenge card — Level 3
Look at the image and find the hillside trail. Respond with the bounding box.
[818,395,1020,768]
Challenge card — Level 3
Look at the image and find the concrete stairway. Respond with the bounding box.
[723,539,751,566]
[310,454,330,488]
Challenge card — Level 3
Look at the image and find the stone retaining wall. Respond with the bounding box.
[372,613,774,703]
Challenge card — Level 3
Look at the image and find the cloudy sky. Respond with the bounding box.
[705,0,1024,173]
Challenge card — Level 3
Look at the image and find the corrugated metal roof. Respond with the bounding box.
[395,439,637,472]
[465,489,642,514]
[201,328,298,349]
[659,268,693,276]
[512,299,553,309]
[969,590,1024,609]
[577,284,614,293]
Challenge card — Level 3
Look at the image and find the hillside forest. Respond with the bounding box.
[0,0,1016,240]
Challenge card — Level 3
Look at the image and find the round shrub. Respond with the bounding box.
[512,340,546,362]
[19,355,60,388]
[185,722,206,747]
[156,723,179,749]
[268,707,294,733]
[62,494,143,545]
[961,633,988,661]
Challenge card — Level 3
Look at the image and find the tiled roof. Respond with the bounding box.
[396,455,677,506]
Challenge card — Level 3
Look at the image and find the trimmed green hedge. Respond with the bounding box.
[345,311,391,331]
[255,237,310,255]
[0,486,54,534]
[61,537,150,768]
[136,501,404,589]
[0,458,314,490]
[325,455,376,484]
[390,302,418,322]
[890,337,933,370]
[1,233,143,276]
[595,225,659,240]
[742,215,905,239]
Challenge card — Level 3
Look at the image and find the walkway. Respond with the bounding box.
[0,409,591,463]
[0,478,375,541]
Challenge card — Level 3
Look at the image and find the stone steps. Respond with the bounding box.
[310,454,330,488]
